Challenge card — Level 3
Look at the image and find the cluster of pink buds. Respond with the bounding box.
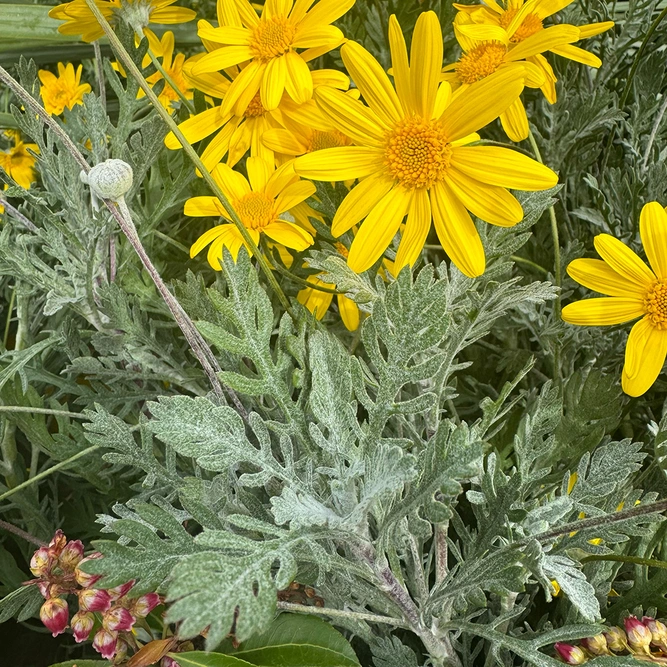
[555,616,667,664]
[28,531,161,664]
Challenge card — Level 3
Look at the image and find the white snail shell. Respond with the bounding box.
[82,159,133,201]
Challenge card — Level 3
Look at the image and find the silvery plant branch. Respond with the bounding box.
[0,65,245,413]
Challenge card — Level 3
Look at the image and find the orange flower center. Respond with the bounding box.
[645,281,667,329]
[384,117,452,189]
[499,9,544,42]
[334,242,349,258]
[309,130,349,152]
[456,41,507,84]
[250,16,296,62]
[235,192,275,230]
[244,93,267,118]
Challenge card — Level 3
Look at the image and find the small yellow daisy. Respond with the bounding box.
[38,63,92,116]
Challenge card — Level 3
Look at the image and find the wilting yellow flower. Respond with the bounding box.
[294,11,557,276]
[189,0,356,114]
[38,63,91,116]
[441,17,580,141]
[139,31,193,110]
[165,67,349,171]
[563,202,667,396]
[298,243,360,330]
[49,0,195,43]
[186,158,315,268]
[454,0,614,104]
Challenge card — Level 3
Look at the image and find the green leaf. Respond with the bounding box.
[0,584,42,623]
[48,662,110,667]
[168,654,253,667]
[226,614,360,667]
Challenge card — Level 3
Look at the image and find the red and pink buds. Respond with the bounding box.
[40,597,69,637]
[71,611,95,643]
[93,628,118,660]
[554,643,587,664]
[131,592,161,618]
[78,587,111,613]
[624,616,653,652]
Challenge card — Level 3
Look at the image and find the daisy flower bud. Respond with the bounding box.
[554,643,587,664]
[113,638,130,664]
[74,552,102,588]
[102,606,135,632]
[106,579,135,602]
[71,610,95,643]
[40,597,69,637]
[624,616,653,652]
[59,539,84,571]
[603,627,628,652]
[78,587,111,612]
[82,159,133,201]
[30,546,54,578]
[48,529,67,557]
[580,635,609,656]
[131,592,160,618]
[93,628,118,660]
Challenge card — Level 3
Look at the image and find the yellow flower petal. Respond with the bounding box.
[456,23,510,43]
[261,55,287,110]
[578,21,614,38]
[499,98,529,142]
[410,11,443,118]
[388,14,412,114]
[567,258,647,297]
[233,0,260,26]
[213,162,251,202]
[197,23,251,45]
[201,119,241,171]
[314,86,385,147]
[331,173,395,236]
[265,161,299,199]
[338,294,360,331]
[550,44,601,68]
[533,0,574,19]
[341,40,403,127]
[226,61,265,116]
[150,6,197,23]
[284,51,313,104]
[262,128,308,155]
[274,180,317,213]
[431,181,485,278]
[432,81,452,120]
[640,202,667,280]
[184,196,224,218]
[190,224,227,257]
[450,145,558,191]
[561,297,645,326]
[191,46,254,74]
[291,0,317,23]
[394,187,431,272]
[264,220,314,250]
[446,170,523,226]
[298,281,334,319]
[165,106,230,149]
[294,146,384,182]
[505,25,580,61]
[441,64,524,140]
[292,24,344,49]
[529,54,557,103]
[348,186,412,273]
[297,0,355,32]
[311,69,350,89]
[622,317,667,397]
[593,234,655,288]
[207,225,246,267]
[245,157,271,191]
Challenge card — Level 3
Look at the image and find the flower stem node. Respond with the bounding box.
[81,159,133,202]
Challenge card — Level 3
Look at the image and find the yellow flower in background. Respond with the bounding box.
[49,0,195,43]
[441,17,580,141]
[0,132,39,214]
[454,0,614,104]
[38,63,92,116]
[298,244,360,331]
[189,0,356,114]
[294,11,557,277]
[140,31,193,110]
[186,158,315,269]
[563,202,667,397]
[165,68,350,171]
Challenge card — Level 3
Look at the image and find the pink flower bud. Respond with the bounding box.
[74,552,103,588]
[603,627,628,652]
[93,628,118,660]
[40,597,69,637]
[161,658,180,667]
[37,581,51,599]
[131,592,161,618]
[48,530,67,557]
[580,635,609,656]
[106,580,135,601]
[30,546,54,578]
[554,643,587,664]
[59,540,84,571]
[643,617,667,648]
[625,616,653,651]
[103,606,135,632]
[113,638,130,664]
[71,611,95,643]
[78,587,111,612]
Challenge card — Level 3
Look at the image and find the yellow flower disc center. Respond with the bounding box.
[235,193,275,230]
[244,93,267,118]
[456,41,508,84]
[250,17,296,62]
[384,117,452,189]
[334,241,349,258]
[645,281,667,329]
[499,9,544,42]
[309,130,349,152]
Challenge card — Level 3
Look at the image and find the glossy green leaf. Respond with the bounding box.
[169,653,254,667]
[48,661,110,667]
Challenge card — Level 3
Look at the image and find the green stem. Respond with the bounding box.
[0,406,87,419]
[84,0,293,316]
[276,601,410,629]
[146,48,195,115]
[3,285,15,349]
[0,445,100,504]
[510,255,549,276]
[580,554,667,569]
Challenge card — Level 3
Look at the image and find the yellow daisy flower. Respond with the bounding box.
[48,0,195,43]
[0,132,39,190]
[562,201,667,397]
[441,17,580,141]
[38,62,92,116]
[294,11,557,277]
[186,158,315,269]
[454,0,614,104]
[139,31,193,111]
[189,0,356,114]
[165,67,349,171]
